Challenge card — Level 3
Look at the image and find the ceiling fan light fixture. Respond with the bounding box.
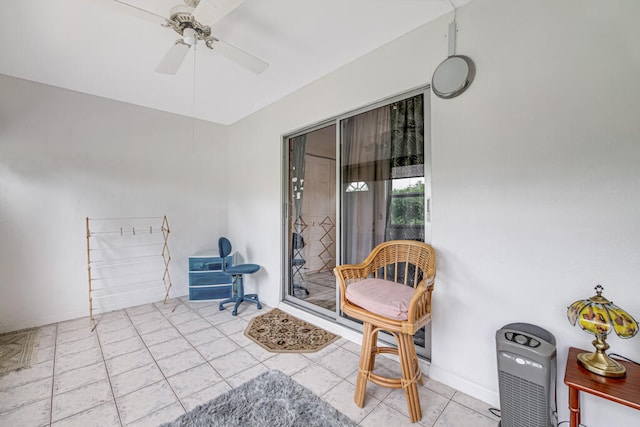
[182,27,197,46]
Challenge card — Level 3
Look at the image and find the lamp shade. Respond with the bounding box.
[567,285,638,338]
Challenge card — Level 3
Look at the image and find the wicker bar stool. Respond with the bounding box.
[333,240,436,423]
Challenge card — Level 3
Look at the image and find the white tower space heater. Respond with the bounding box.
[496,323,556,427]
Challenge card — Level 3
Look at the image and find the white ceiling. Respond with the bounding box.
[0,0,472,125]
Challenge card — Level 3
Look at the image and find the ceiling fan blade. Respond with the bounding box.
[156,42,191,75]
[192,0,244,25]
[210,39,269,74]
[107,0,167,25]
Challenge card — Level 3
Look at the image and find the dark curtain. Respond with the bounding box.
[385,94,425,242]
[291,134,306,225]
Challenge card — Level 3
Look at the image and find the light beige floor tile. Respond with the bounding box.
[215,318,248,336]
[33,344,56,364]
[55,346,103,375]
[451,391,500,421]
[57,335,100,357]
[203,311,238,326]
[105,348,154,377]
[227,330,254,347]
[98,326,139,346]
[125,402,185,427]
[292,363,343,396]
[191,302,220,316]
[237,306,270,320]
[226,364,270,388]
[0,359,53,392]
[0,397,50,427]
[125,304,157,318]
[134,319,172,335]
[101,336,146,360]
[208,349,259,379]
[315,346,360,378]
[184,327,224,347]
[110,364,164,398]
[54,362,108,395]
[262,353,313,376]
[156,300,190,315]
[94,317,132,334]
[360,402,415,427]
[51,401,120,427]
[129,311,165,326]
[148,337,193,360]
[242,342,277,362]
[56,328,97,346]
[37,331,57,349]
[116,381,177,425]
[384,385,450,427]
[320,379,379,424]
[341,340,362,356]
[174,319,213,335]
[156,349,205,378]
[93,309,128,326]
[139,327,182,347]
[302,342,340,362]
[0,376,53,413]
[196,337,239,361]
[57,317,90,334]
[180,381,233,411]
[51,379,113,422]
[166,310,202,326]
[433,401,499,427]
[421,376,457,399]
[167,363,223,400]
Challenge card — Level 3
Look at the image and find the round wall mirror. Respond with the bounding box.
[431,55,475,99]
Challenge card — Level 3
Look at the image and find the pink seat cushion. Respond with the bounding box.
[346,278,415,320]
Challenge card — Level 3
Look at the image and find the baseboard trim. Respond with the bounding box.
[428,364,500,407]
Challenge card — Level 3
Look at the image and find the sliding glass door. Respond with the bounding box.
[283,88,431,357]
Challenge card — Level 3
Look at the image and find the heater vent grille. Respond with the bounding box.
[499,370,547,427]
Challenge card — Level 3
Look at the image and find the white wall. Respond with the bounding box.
[228,1,640,426]
[0,75,229,332]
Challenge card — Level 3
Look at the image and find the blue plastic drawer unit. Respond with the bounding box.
[188,252,234,301]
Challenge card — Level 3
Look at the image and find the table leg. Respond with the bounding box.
[568,387,580,427]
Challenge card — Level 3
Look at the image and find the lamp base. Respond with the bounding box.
[577,351,626,378]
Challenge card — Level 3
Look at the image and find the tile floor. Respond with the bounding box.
[0,298,499,427]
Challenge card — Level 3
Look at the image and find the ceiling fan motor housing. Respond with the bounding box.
[168,4,212,43]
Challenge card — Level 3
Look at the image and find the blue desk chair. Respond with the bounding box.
[291,232,309,295]
[218,237,262,316]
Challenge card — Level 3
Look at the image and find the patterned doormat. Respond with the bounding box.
[0,328,40,376]
[245,308,340,353]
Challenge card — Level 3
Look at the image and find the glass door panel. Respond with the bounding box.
[337,92,430,357]
[284,124,337,318]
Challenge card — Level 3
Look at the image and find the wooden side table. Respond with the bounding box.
[564,347,640,427]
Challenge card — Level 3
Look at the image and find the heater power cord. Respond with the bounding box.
[609,353,640,366]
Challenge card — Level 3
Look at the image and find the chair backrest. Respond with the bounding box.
[218,237,232,271]
[292,232,305,250]
[364,240,435,288]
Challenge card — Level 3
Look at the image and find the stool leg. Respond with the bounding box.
[398,333,422,423]
[355,322,375,407]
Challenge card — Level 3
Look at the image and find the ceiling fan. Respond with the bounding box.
[111,0,269,75]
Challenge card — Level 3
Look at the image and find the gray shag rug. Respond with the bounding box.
[161,370,356,427]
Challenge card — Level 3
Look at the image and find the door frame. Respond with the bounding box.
[281,85,432,359]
